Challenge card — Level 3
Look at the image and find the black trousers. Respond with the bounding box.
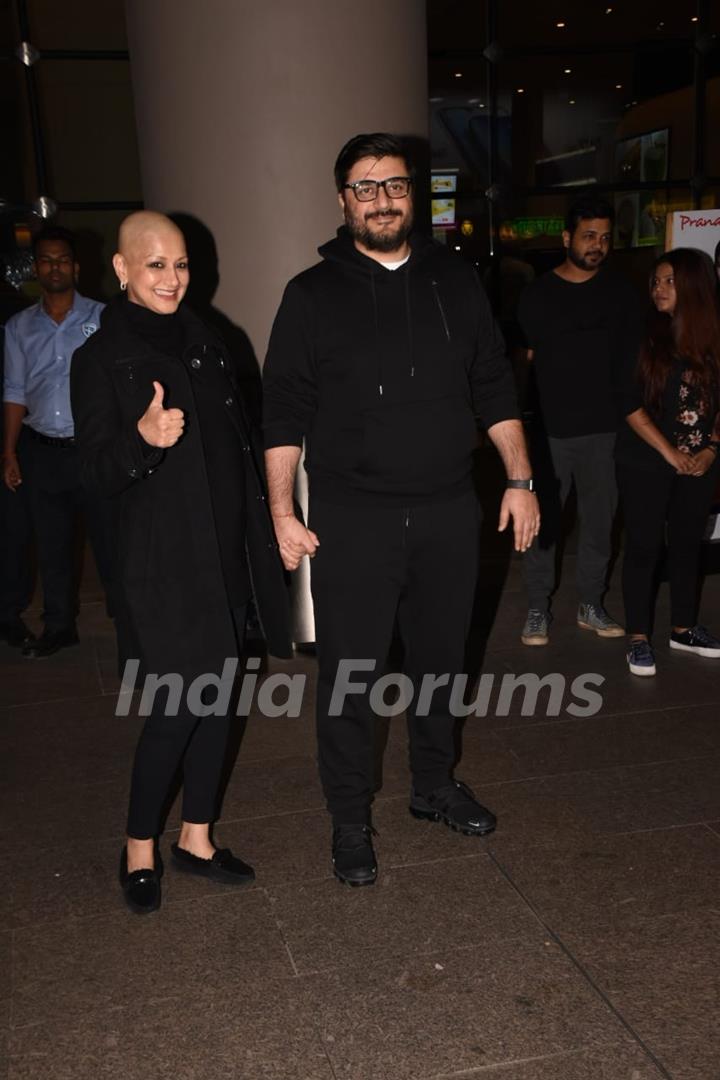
[0,478,33,622]
[524,432,618,611]
[126,605,247,840]
[17,429,115,631]
[618,461,719,635]
[309,493,479,824]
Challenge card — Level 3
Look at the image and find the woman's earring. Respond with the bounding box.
[120,281,127,291]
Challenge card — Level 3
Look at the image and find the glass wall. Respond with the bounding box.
[427,0,720,314]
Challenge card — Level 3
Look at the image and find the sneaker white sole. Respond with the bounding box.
[521,634,549,646]
[669,640,720,658]
[628,661,656,676]
[577,620,625,638]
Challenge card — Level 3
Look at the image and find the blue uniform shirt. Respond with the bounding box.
[3,292,104,438]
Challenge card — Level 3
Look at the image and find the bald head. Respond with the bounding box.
[113,211,189,314]
[118,211,183,257]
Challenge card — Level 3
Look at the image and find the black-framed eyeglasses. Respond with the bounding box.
[343,176,412,202]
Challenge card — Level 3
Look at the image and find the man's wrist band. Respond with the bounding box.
[506,478,535,491]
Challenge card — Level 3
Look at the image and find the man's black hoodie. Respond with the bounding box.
[263,227,519,505]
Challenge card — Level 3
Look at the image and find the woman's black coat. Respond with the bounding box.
[70,297,292,680]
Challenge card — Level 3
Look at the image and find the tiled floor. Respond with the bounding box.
[2,544,720,1080]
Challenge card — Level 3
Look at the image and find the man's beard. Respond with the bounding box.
[567,245,606,272]
[347,208,413,253]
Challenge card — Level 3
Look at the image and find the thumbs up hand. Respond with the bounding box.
[137,381,185,448]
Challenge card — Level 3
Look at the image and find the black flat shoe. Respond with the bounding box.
[332,824,378,887]
[0,619,36,648]
[22,626,79,659]
[119,846,162,914]
[170,843,255,885]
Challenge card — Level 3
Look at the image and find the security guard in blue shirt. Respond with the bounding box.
[2,226,113,657]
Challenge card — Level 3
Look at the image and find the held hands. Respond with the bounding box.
[664,446,698,475]
[498,489,541,552]
[2,454,22,492]
[687,447,717,477]
[272,513,319,571]
[137,382,185,449]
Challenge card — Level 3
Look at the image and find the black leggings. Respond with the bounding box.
[618,463,719,636]
[126,605,246,839]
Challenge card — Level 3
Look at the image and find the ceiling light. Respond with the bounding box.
[657,21,665,28]
[556,21,566,28]
[691,15,698,21]
[605,6,613,12]
[615,84,622,89]
[454,72,462,78]
[517,87,525,94]
[569,99,576,105]
[564,68,572,74]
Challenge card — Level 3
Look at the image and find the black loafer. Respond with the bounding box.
[332,824,378,887]
[170,843,255,885]
[0,619,36,648]
[22,626,79,659]
[410,779,496,836]
[119,846,162,914]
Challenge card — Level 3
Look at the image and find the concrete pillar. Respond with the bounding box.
[124,0,428,359]
[124,0,428,642]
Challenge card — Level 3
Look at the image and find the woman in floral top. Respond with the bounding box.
[615,248,720,676]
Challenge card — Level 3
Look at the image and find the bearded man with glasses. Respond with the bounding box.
[263,133,538,886]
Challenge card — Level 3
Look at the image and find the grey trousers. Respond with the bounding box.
[523,431,618,612]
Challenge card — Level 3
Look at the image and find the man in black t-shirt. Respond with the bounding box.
[516,195,643,646]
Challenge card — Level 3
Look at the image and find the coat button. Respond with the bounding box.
[191,357,202,369]
[129,468,138,478]
[225,397,233,406]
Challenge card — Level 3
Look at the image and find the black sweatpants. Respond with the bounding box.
[126,605,247,839]
[309,493,479,825]
[618,462,719,635]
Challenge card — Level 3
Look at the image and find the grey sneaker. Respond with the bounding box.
[577,603,625,638]
[521,608,550,646]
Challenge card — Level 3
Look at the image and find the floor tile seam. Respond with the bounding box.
[486,700,720,736]
[286,929,541,980]
[531,752,719,788]
[7,884,281,939]
[470,700,720,731]
[484,848,676,1080]
[0,692,107,713]
[89,636,107,698]
[215,793,404,827]
[263,852,493,899]
[485,754,719,785]
[608,821,720,839]
[424,1042,660,1078]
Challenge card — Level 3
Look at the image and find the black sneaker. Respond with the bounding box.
[410,780,497,836]
[669,625,720,658]
[332,824,378,887]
